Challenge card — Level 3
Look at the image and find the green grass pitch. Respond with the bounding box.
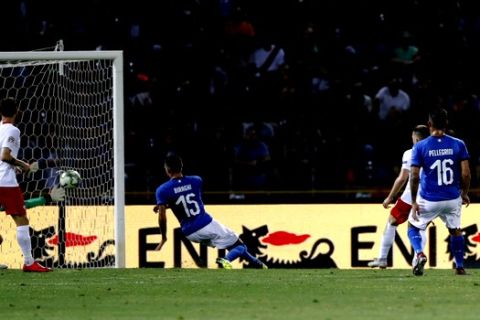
[0,268,478,320]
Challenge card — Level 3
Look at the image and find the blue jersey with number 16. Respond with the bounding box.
[155,175,213,236]
[411,134,469,201]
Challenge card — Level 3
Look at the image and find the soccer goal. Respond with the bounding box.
[0,50,125,268]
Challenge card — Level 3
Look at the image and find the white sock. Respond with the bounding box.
[379,223,396,259]
[420,229,427,252]
[17,225,34,266]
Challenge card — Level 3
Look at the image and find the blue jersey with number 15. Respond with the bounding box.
[411,134,469,201]
[155,175,212,236]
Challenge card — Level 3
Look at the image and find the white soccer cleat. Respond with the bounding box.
[367,258,387,269]
[412,252,427,276]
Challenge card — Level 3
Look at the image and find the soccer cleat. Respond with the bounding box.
[0,263,7,270]
[23,261,53,273]
[367,258,387,269]
[216,258,232,269]
[412,252,427,276]
[261,263,268,269]
[455,267,467,275]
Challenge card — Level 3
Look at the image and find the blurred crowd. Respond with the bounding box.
[2,0,480,203]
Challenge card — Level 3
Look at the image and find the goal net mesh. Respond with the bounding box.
[0,58,116,268]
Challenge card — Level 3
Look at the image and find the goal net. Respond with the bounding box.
[0,51,125,268]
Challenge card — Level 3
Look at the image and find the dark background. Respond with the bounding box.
[2,0,479,204]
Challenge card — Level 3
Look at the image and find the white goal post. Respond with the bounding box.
[0,51,125,268]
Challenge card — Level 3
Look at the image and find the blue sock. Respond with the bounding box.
[240,250,264,267]
[450,235,465,268]
[226,244,264,267]
[408,226,423,254]
[225,244,246,262]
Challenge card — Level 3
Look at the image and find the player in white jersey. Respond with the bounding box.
[408,108,470,276]
[0,97,52,272]
[368,125,430,268]
[0,186,65,269]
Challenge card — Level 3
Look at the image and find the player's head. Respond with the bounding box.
[428,108,448,130]
[0,97,18,118]
[412,124,429,144]
[164,153,183,176]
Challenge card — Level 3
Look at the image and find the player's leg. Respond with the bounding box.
[3,187,36,269]
[0,234,7,269]
[368,217,395,268]
[204,219,267,269]
[11,215,35,266]
[419,229,427,251]
[442,197,465,275]
[449,228,465,274]
[407,222,427,275]
[369,199,410,268]
[407,197,439,276]
[0,197,9,269]
[407,222,424,254]
[8,190,52,272]
[225,240,267,269]
[411,228,428,267]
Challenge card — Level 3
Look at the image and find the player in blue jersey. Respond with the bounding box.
[154,153,267,269]
[408,108,471,276]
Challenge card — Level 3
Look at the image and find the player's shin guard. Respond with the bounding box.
[450,235,465,268]
[379,223,396,259]
[408,225,423,254]
[419,229,427,252]
[17,225,34,266]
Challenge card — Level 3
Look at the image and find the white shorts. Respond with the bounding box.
[408,194,463,230]
[186,219,239,249]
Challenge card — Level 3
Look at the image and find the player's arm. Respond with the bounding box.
[410,166,421,220]
[460,159,471,207]
[25,186,65,209]
[1,147,39,173]
[1,147,29,172]
[383,168,409,208]
[153,204,168,251]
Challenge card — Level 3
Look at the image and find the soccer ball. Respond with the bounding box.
[59,170,81,189]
